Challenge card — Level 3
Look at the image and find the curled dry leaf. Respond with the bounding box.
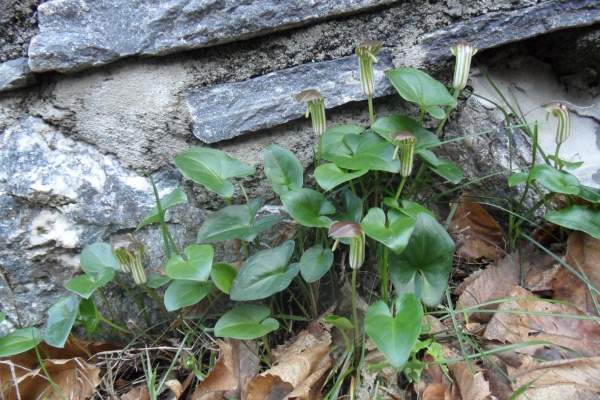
[449,194,505,262]
[551,231,600,317]
[442,346,491,400]
[484,285,600,358]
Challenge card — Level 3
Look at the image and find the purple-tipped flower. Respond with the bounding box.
[543,101,571,145]
[391,131,417,177]
[451,43,478,92]
[112,234,147,285]
[329,221,365,270]
[356,40,384,97]
[297,89,327,137]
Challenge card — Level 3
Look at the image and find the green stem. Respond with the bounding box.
[317,134,323,167]
[351,267,360,353]
[114,275,151,327]
[97,288,126,328]
[368,95,375,126]
[99,315,133,335]
[142,284,171,320]
[146,173,173,259]
[381,246,389,304]
[394,176,407,201]
[34,344,66,400]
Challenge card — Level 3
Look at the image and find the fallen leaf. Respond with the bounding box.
[422,381,448,400]
[508,355,600,399]
[484,285,600,358]
[449,194,505,262]
[121,386,151,400]
[443,346,491,400]
[551,231,600,317]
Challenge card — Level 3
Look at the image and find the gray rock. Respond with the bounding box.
[187,51,395,143]
[0,58,36,92]
[28,0,398,73]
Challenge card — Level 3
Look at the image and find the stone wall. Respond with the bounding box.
[1,0,599,333]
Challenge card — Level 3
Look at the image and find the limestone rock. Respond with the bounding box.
[0,58,36,92]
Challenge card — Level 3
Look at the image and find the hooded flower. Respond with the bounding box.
[297,89,327,137]
[543,101,571,145]
[329,221,365,270]
[451,43,478,92]
[391,131,417,177]
[356,40,384,97]
[112,234,147,285]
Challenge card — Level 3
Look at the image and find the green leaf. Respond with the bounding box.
[197,198,280,243]
[545,206,600,239]
[578,185,600,203]
[80,242,120,277]
[331,189,364,224]
[165,244,214,281]
[78,297,100,336]
[138,188,188,229]
[145,273,171,288]
[230,241,299,301]
[281,188,335,228]
[0,312,5,324]
[0,327,43,358]
[508,172,529,186]
[44,296,80,348]
[415,148,439,167]
[371,115,440,148]
[65,268,115,299]
[173,148,255,198]
[264,145,304,195]
[428,158,463,184]
[324,132,400,173]
[386,68,457,118]
[361,208,416,254]
[365,294,423,370]
[210,263,238,294]
[398,201,435,219]
[518,164,580,195]
[164,280,216,311]
[299,245,334,283]
[214,305,279,340]
[323,315,354,331]
[314,164,368,191]
[389,213,455,307]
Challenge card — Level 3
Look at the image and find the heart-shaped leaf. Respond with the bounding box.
[389,213,455,307]
[325,132,400,173]
[428,158,463,184]
[165,244,214,281]
[214,305,279,340]
[365,294,423,369]
[578,185,600,203]
[323,315,354,331]
[371,115,440,149]
[164,280,216,311]
[65,268,115,298]
[44,296,80,348]
[386,68,456,118]
[80,242,120,277]
[299,245,334,283]
[0,327,43,358]
[322,124,366,159]
[264,145,304,195]
[545,206,600,239]
[331,189,364,224]
[361,208,416,254]
[510,164,581,196]
[197,198,279,243]
[210,263,238,294]
[78,297,100,336]
[314,163,368,191]
[173,148,255,198]
[281,188,335,228]
[145,273,171,288]
[138,188,188,229]
[230,241,299,301]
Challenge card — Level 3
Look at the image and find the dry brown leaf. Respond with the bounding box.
[121,386,151,400]
[456,251,530,322]
[191,339,259,400]
[551,231,600,317]
[449,194,505,262]
[508,355,600,399]
[484,285,600,358]
[422,382,448,400]
[1,357,100,400]
[443,346,491,400]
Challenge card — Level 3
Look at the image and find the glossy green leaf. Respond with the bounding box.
[322,125,366,159]
[508,172,529,186]
[0,327,43,358]
[314,164,368,191]
[389,213,455,307]
[165,244,214,281]
[138,188,188,229]
[510,164,580,195]
[80,242,120,277]
[415,148,439,167]
[299,245,334,283]
[365,294,423,369]
[386,68,457,118]
[324,132,400,173]
[145,273,171,288]
[331,189,364,224]
[428,158,463,184]
[65,268,115,299]
[323,315,354,331]
[281,188,335,228]
[398,201,435,219]
[371,115,440,148]
[578,185,600,203]
[173,148,255,198]
[44,296,80,348]
[264,145,304,195]
[164,280,216,311]
[361,208,416,254]
[545,206,600,239]
[78,297,100,336]
[214,305,279,340]
[230,241,299,301]
[210,263,238,294]
[197,198,279,243]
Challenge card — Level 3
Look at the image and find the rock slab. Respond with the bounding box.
[0,58,36,92]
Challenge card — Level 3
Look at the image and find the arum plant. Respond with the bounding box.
[543,101,571,168]
[355,40,383,125]
[451,43,478,95]
[392,131,417,199]
[297,89,327,166]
